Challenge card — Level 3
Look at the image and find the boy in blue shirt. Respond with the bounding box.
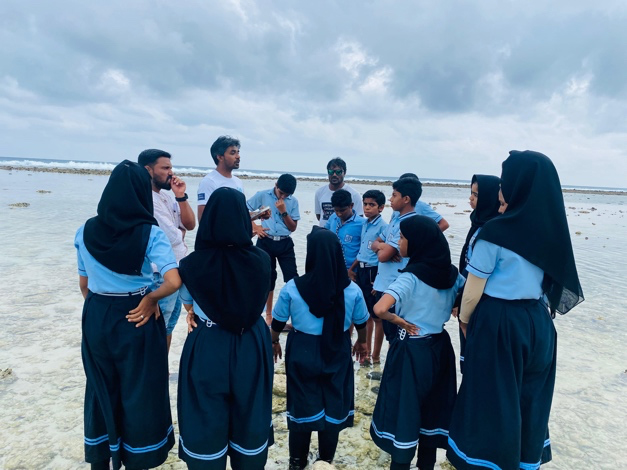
[399,172,449,231]
[371,177,423,345]
[325,189,365,270]
[348,189,388,364]
[247,174,300,324]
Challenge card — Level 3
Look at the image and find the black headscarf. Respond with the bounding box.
[83,160,157,275]
[178,187,271,333]
[399,215,459,290]
[294,227,351,364]
[459,174,501,275]
[477,150,584,315]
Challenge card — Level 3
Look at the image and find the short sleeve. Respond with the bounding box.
[466,239,500,279]
[146,227,178,275]
[324,215,333,230]
[179,284,193,304]
[74,227,86,276]
[386,223,401,250]
[314,188,322,216]
[290,198,301,221]
[197,177,216,206]
[352,189,364,217]
[416,201,443,223]
[247,191,262,211]
[351,287,369,325]
[272,285,292,322]
[384,273,413,302]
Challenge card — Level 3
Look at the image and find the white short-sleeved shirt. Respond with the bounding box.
[75,225,177,294]
[272,280,369,335]
[386,272,465,336]
[467,240,544,300]
[314,184,364,227]
[197,170,244,206]
[152,190,188,262]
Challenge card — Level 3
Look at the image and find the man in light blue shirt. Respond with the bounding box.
[247,174,300,324]
[325,189,366,270]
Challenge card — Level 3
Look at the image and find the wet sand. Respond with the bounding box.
[1,170,626,469]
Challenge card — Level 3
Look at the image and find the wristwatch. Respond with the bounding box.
[280,212,288,218]
[175,193,188,202]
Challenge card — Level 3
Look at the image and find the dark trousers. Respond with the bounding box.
[256,236,298,290]
[355,265,378,316]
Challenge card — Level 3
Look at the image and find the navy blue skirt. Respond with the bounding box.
[285,329,355,432]
[447,295,556,470]
[370,328,457,464]
[178,315,274,470]
[81,291,174,469]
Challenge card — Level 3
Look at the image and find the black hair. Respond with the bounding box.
[392,177,422,206]
[277,174,297,194]
[399,172,419,181]
[138,149,171,167]
[363,189,386,206]
[210,136,240,165]
[331,189,352,208]
[326,157,347,173]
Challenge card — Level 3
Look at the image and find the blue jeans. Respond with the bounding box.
[153,273,182,336]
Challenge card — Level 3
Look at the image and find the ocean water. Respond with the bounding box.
[0,168,626,469]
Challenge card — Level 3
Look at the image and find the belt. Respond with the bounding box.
[202,318,217,328]
[396,326,428,341]
[359,262,375,268]
[269,235,290,241]
[99,286,149,297]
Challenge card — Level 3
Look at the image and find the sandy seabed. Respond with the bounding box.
[0,169,626,469]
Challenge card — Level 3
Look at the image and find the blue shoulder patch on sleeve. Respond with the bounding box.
[198,193,205,201]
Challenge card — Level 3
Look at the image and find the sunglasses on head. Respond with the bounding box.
[327,169,343,176]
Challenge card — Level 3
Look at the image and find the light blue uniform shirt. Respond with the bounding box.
[356,215,388,266]
[179,284,212,322]
[247,188,301,237]
[373,211,417,292]
[272,280,369,335]
[390,202,442,224]
[385,272,466,336]
[75,225,177,294]
[325,211,366,269]
[467,240,544,300]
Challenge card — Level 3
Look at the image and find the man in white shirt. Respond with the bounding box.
[315,157,364,226]
[139,149,196,353]
[197,135,245,222]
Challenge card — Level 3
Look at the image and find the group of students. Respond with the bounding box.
[75,147,583,470]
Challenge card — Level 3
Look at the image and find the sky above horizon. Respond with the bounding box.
[2,1,626,188]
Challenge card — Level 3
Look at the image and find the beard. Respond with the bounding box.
[155,177,172,190]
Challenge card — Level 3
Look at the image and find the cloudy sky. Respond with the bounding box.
[1,0,626,187]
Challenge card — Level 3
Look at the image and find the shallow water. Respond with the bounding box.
[0,170,625,469]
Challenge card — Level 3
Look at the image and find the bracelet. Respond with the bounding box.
[272,339,280,344]
[175,193,188,202]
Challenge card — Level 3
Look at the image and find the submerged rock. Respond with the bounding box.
[366,371,383,381]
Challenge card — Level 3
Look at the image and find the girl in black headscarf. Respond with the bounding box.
[270,227,369,470]
[454,174,501,372]
[75,160,181,470]
[447,151,584,470]
[177,187,273,470]
[370,215,465,470]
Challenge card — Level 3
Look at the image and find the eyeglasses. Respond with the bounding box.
[327,169,343,176]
